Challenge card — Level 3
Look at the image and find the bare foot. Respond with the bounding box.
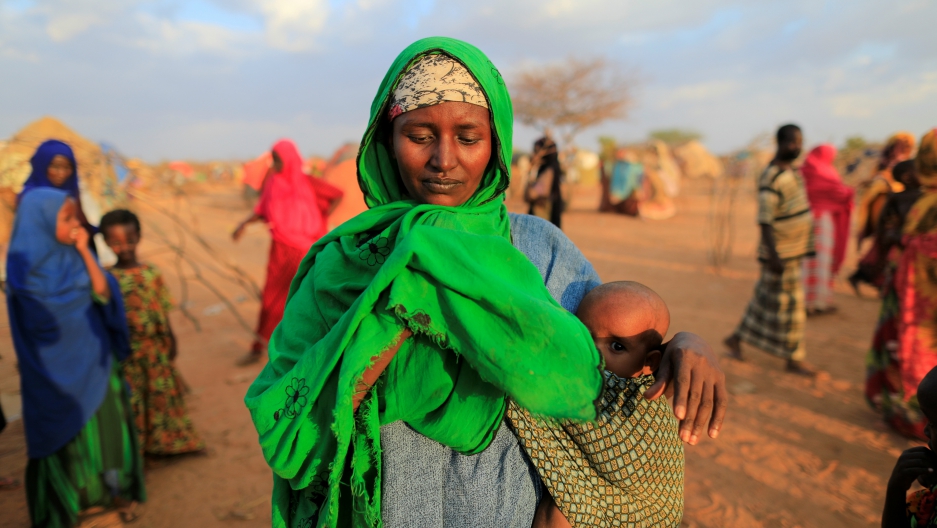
[113,498,140,524]
[724,335,743,361]
[848,273,863,298]
[0,476,21,491]
[786,359,817,377]
[807,306,837,317]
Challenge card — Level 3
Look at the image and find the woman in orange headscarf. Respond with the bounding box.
[850,132,916,291]
[232,139,343,365]
[870,129,937,440]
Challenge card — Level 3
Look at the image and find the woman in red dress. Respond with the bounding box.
[233,139,343,365]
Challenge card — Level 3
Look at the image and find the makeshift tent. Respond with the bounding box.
[672,140,725,179]
[168,161,195,179]
[242,152,272,192]
[322,157,366,228]
[305,156,327,177]
[100,142,131,183]
[326,142,358,167]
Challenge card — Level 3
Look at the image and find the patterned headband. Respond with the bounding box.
[388,54,489,120]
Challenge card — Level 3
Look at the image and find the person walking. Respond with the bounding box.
[524,136,565,228]
[800,144,854,315]
[232,139,343,365]
[725,124,816,375]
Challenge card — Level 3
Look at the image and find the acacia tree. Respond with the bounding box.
[511,57,633,146]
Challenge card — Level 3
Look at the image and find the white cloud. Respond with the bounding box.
[32,0,132,41]
[657,80,740,109]
[131,13,256,56]
[257,0,329,52]
[830,71,937,119]
[45,12,99,40]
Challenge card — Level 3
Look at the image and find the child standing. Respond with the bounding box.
[101,209,204,456]
[507,281,684,527]
[7,189,144,526]
[883,365,937,527]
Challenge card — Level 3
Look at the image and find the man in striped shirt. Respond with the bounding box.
[725,124,816,376]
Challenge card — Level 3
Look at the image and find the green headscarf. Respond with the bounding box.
[245,36,602,528]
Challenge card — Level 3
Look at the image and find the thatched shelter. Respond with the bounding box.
[672,139,725,179]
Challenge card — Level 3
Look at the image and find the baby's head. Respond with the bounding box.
[577,281,670,379]
[919,366,937,452]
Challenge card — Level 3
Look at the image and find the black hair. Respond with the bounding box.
[100,209,141,235]
[893,159,916,181]
[776,124,802,144]
[918,365,937,416]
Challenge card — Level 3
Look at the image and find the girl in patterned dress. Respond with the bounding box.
[101,209,205,457]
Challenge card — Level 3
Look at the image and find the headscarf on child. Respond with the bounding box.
[5,188,130,458]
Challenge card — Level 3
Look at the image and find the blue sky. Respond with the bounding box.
[1,0,935,161]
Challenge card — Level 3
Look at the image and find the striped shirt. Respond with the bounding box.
[757,165,814,261]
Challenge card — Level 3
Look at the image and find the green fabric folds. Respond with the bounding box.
[26,362,146,528]
[244,36,603,528]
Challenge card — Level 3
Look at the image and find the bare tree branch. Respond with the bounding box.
[511,57,634,145]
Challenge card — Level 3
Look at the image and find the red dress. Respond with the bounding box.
[252,139,343,351]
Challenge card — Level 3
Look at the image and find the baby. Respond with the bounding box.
[507,281,684,528]
[883,365,937,527]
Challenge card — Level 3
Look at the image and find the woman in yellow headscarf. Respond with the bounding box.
[850,132,916,291]
[883,129,937,440]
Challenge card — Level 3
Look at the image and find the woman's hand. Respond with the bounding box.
[233,213,262,242]
[883,447,935,528]
[888,447,935,494]
[232,223,247,242]
[644,332,728,445]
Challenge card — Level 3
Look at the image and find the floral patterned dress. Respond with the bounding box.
[908,487,937,527]
[111,264,204,455]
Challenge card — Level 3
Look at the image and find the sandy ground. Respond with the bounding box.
[0,177,918,527]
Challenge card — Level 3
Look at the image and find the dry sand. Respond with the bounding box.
[0,177,915,527]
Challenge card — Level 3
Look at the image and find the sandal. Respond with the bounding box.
[723,335,744,361]
[786,360,817,378]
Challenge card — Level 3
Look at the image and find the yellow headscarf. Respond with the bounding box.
[903,129,937,235]
[916,128,937,187]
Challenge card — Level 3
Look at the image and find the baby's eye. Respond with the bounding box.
[610,341,626,352]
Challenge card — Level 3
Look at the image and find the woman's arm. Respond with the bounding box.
[74,229,110,300]
[869,193,889,231]
[643,332,728,445]
[353,329,412,411]
[232,212,262,241]
[525,168,554,203]
[509,214,728,445]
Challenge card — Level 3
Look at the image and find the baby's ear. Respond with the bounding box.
[643,348,663,376]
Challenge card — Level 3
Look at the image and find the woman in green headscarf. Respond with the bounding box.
[245,37,727,528]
